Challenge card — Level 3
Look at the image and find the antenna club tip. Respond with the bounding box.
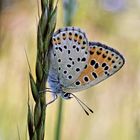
[85,111,89,116]
[90,109,94,113]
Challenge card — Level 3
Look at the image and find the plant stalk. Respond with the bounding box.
[28,0,57,139]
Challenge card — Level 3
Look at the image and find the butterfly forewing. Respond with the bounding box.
[63,42,125,92]
[52,27,89,87]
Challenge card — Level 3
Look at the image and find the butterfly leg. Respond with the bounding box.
[39,88,52,94]
[45,94,58,107]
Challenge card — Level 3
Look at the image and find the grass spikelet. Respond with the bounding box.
[28,0,57,139]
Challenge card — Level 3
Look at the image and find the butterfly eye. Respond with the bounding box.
[64,93,69,97]
[63,93,72,99]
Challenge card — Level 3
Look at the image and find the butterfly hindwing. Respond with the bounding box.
[52,27,89,87]
[63,42,125,92]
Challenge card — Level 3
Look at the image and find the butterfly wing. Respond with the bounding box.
[63,42,125,92]
[52,27,89,87]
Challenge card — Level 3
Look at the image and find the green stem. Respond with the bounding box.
[55,98,63,140]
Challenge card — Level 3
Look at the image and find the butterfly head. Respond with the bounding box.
[62,92,73,100]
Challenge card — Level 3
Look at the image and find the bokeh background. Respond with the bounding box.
[0,0,140,139]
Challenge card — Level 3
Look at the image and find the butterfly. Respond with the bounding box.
[47,27,125,114]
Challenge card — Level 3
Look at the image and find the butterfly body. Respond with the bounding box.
[48,48,71,99]
[48,27,125,100]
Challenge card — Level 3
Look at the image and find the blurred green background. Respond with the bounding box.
[0,0,140,140]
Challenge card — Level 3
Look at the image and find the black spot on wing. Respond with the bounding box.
[75,81,80,85]
[59,47,62,52]
[81,57,86,62]
[84,76,89,82]
[90,60,96,66]
[67,64,71,68]
[76,68,80,72]
[92,72,98,79]
[94,63,99,69]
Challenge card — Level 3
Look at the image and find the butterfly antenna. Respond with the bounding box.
[74,96,89,116]
[71,93,94,114]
